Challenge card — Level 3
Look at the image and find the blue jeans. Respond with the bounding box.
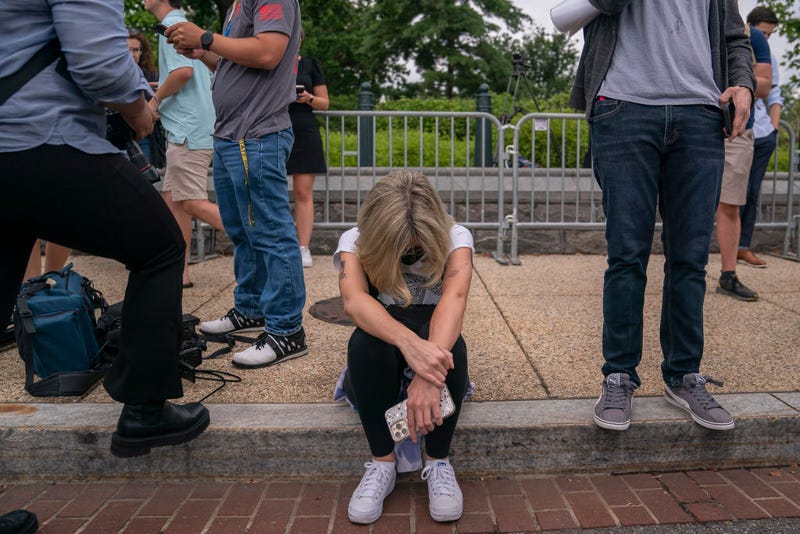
[740,130,778,249]
[590,100,724,387]
[213,129,305,336]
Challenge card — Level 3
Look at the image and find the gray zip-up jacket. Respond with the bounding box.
[569,0,755,116]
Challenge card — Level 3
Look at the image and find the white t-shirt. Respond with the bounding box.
[333,225,474,306]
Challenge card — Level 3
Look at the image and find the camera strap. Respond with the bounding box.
[0,37,66,107]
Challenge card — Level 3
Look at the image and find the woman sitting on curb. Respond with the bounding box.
[334,170,474,524]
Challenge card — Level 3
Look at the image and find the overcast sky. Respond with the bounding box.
[512,0,797,85]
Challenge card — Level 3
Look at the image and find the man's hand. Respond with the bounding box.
[165,22,205,51]
[121,101,157,140]
[406,377,444,443]
[719,86,752,140]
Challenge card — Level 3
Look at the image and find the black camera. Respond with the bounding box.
[106,111,161,184]
[512,52,530,67]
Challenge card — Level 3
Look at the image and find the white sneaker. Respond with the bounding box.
[232,328,308,369]
[348,460,396,524]
[421,459,463,522]
[199,308,265,336]
[300,246,312,268]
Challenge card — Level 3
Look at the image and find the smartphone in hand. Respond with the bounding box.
[295,84,306,95]
[722,100,735,137]
[153,23,168,36]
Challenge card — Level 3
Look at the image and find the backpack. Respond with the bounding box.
[14,264,107,397]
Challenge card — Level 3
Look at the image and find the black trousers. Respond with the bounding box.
[0,145,185,404]
[346,305,469,459]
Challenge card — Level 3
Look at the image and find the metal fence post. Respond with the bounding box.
[474,84,493,167]
[358,83,374,167]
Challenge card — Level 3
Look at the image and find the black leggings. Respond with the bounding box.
[0,145,185,404]
[345,305,469,459]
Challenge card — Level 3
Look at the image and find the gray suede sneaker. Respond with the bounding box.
[593,373,637,431]
[665,374,734,430]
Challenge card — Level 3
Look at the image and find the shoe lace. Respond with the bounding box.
[604,379,636,409]
[687,375,724,410]
[421,462,456,498]
[355,462,392,500]
[253,332,271,350]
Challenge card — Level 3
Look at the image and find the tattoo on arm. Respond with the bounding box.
[339,260,347,280]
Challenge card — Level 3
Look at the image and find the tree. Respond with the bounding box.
[761,1,800,86]
[369,0,528,98]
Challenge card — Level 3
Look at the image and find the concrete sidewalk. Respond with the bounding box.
[0,252,798,481]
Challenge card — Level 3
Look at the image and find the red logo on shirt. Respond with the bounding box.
[259,4,283,20]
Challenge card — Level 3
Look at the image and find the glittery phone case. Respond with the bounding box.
[384,386,456,442]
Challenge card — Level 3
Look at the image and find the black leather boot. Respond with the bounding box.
[110,401,210,458]
[0,510,38,534]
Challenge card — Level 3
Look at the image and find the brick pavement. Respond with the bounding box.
[1,466,798,533]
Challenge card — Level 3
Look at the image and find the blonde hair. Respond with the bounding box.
[357,170,454,306]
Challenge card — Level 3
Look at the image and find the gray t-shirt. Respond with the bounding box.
[600,0,720,106]
[212,0,301,140]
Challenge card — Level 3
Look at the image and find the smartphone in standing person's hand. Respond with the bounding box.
[153,23,168,36]
[722,100,735,137]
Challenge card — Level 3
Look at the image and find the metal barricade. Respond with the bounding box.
[504,113,797,264]
[314,111,509,261]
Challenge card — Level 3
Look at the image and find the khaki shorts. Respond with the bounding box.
[162,142,213,202]
[719,129,754,206]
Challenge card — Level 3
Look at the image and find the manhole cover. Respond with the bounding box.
[309,296,355,326]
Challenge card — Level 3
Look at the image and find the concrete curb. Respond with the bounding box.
[1,393,798,481]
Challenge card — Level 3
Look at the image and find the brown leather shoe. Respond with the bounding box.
[737,248,767,268]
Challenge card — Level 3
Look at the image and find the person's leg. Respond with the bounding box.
[292,172,315,247]
[1,145,209,455]
[419,332,468,460]
[43,242,71,273]
[182,199,224,231]
[739,131,777,258]
[248,131,306,335]
[212,139,267,319]
[5,148,185,402]
[716,202,741,271]
[346,328,402,524]
[23,240,42,281]
[346,328,405,458]
[590,100,663,387]
[658,104,725,384]
[162,190,194,286]
[714,130,757,301]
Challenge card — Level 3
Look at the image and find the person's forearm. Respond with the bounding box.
[769,104,782,130]
[428,295,466,353]
[207,34,287,70]
[154,68,192,102]
[343,292,418,350]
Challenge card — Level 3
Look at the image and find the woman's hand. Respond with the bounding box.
[399,336,453,389]
[406,376,444,443]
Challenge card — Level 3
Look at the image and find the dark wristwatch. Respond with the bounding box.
[200,31,214,51]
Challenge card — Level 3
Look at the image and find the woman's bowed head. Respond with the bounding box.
[356,170,453,306]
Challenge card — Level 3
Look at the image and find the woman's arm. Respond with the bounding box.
[405,247,473,441]
[296,84,329,111]
[338,251,453,387]
[427,247,473,352]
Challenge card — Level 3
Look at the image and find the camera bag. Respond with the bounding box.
[14,264,107,397]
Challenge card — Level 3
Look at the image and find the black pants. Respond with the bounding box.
[0,145,185,404]
[346,305,469,459]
